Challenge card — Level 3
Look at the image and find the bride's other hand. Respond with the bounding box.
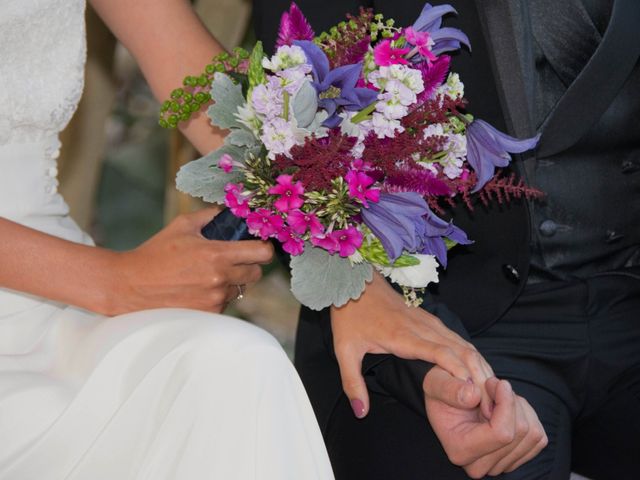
[330,272,494,419]
[107,208,273,315]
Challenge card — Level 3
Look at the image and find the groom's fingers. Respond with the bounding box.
[423,366,481,410]
[334,344,369,419]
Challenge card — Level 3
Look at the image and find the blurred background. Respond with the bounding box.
[58,0,300,355]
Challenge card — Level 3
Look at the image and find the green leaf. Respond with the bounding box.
[444,238,458,250]
[207,73,246,130]
[248,41,266,89]
[175,146,244,204]
[226,128,258,148]
[290,244,373,310]
[292,81,319,128]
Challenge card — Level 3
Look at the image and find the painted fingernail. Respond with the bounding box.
[350,399,366,419]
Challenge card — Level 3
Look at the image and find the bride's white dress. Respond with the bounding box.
[0,1,333,478]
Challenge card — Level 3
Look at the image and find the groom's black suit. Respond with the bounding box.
[254,1,640,478]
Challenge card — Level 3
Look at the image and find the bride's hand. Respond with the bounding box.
[330,272,494,419]
[104,208,273,315]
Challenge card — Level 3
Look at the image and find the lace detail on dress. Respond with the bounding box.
[0,0,87,144]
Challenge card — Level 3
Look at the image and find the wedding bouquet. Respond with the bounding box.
[160,3,541,310]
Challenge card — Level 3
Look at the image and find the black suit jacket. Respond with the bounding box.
[253,0,640,427]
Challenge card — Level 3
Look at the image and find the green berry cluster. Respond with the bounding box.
[370,14,398,41]
[159,47,250,129]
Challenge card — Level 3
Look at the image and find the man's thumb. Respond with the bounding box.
[423,366,481,409]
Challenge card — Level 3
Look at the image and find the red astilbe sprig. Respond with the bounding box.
[274,131,358,192]
[384,166,453,197]
[477,171,545,206]
[316,8,375,68]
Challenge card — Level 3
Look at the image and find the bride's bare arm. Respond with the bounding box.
[0,212,272,315]
[89,0,226,155]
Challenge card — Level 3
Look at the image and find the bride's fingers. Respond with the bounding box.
[224,264,263,286]
[334,341,369,419]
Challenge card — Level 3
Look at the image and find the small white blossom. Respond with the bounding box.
[235,102,262,137]
[372,112,404,138]
[378,254,440,288]
[261,117,298,159]
[376,92,409,120]
[340,111,373,158]
[262,45,309,72]
[436,72,465,100]
[251,81,283,119]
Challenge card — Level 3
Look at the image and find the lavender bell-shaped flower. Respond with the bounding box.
[466,119,540,192]
[418,208,472,268]
[294,40,378,128]
[360,192,429,263]
[412,3,471,55]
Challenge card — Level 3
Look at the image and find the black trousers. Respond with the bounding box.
[322,274,640,479]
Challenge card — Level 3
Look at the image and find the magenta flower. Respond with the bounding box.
[405,27,437,64]
[268,175,305,212]
[246,208,285,240]
[224,183,250,218]
[311,234,340,254]
[373,40,411,67]
[218,153,234,173]
[276,2,315,48]
[277,227,306,256]
[331,226,364,257]
[286,209,324,236]
[345,170,380,207]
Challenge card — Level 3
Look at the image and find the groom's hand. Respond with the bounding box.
[423,367,548,478]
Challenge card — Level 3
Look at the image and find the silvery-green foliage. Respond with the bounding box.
[290,244,373,310]
[207,73,246,130]
[226,128,258,148]
[176,146,244,204]
[292,80,319,128]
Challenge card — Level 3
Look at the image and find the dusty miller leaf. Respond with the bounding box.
[207,73,246,130]
[292,80,319,128]
[290,244,373,310]
[226,128,258,148]
[176,146,244,204]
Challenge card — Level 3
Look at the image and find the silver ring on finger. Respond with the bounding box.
[235,284,246,301]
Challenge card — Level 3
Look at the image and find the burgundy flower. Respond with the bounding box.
[276,2,315,48]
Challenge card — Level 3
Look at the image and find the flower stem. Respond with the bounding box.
[283,91,290,121]
[351,101,377,124]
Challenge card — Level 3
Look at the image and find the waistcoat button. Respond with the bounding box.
[539,219,558,237]
[502,264,521,284]
[621,161,640,174]
[605,230,624,243]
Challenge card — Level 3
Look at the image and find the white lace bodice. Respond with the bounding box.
[0,0,86,145]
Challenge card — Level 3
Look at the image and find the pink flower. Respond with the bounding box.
[268,174,305,212]
[311,234,339,254]
[246,208,285,240]
[345,170,380,207]
[224,183,250,218]
[373,40,411,67]
[218,153,234,173]
[405,27,437,64]
[286,210,324,236]
[277,227,306,256]
[331,226,364,257]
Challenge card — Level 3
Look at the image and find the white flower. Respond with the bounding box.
[277,66,311,95]
[436,72,465,100]
[376,92,410,120]
[423,123,446,138]
[340,111,373,158]
[251,81,283,119]
[261,117,298,159]
[372,112,404,138]
[262,45,309,72]
[235,102,262,137]
[378,254,440,288]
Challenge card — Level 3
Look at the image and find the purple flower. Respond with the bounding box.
[412,3,470,56]
[373,40,411,67]
[345,170,380,207]
[276,2,315,48]
[286,209,324,236]
[466,119,539,192]
[268,174,305,212]
[294,40,378,128]
[417,208,472,268]
[405,27,437,64]
[247,209,285,240]
[416,55,451,102]
[361,192,430,262]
